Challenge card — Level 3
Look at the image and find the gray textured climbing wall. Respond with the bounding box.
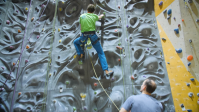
[0,0,175,112]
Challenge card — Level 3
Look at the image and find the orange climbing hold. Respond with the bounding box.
[131,75,134,80]
[116,46,122,50]
[118,59,121,61]
[182,19,184,22]
[13,62,15,66]
[18,92,21,96]
[187,55,193,61]
[18,29,21,33]
[26,45,30,49]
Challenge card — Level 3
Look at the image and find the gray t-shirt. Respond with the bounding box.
[122,94,163,112]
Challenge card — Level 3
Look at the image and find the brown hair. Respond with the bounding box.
[87,4,95,13]
[145,79,157,93]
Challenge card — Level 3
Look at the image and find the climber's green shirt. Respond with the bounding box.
[79,13,99,33]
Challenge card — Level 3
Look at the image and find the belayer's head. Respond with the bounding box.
[140,79,157,95]
[87,4,95,13]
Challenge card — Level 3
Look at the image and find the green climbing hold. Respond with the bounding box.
[78,61,83,65]
[94,108,97,111]
[73,107,76,111]
[94,91,97,94]
[118,43,121,46]
[97,31,99,33]
[65,81,69,85]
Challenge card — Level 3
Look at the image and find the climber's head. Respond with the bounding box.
[87,4,95,13]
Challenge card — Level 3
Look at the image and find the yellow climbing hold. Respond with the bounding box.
[59,8,62,11]
[25,7,28,11]
[74,55,77,59]
[59,39,61,43]
[58,28,60,32]
[42,28,44,31]
[62,1,64,4]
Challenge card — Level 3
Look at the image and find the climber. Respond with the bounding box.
[120,79,163,112]
[73,4,114,78]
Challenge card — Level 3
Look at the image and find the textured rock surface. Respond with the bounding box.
[0,0,174,111]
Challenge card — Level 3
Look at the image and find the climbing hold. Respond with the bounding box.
[111,77,115,81]
[159,1,163,6]
[49,73,51,77]
[25,7,28,11]
[94,108,97,111]
[167,16,171,20]
[80,93,86,100]
[182,19,184,22]
[173,17,175,20]
[162,38,166,41]
[188,92,193,97]
[188,0,192,3]
[25,59,28,63]
[97,31,99,33]
[115,29,118,32]
[118,6,120,9]
[62,1,64,4]
[59,8,62,11]
[42,28,44,31]
[131,75,134,80]
[126,25,129,28]
[116,46,122,50]
[131,47,134,50]
[178,24,180,27]
[6,20,10,24]
[187,55,193,61]
[18,29,21,33]
[26,45,30,49]
[175,48,182,53]
[73,55,77,59]
[128,15,130,18]
[118,59,121,61]
[13,62,15,66]
[53,100,56,103]
[190,78,194,81]
[58,56,60,59]
[197,93,199,97]
[0,88,4,92]
[186,83,190,86]
[18,92,22,96]
[35,35,39,39]
[31,17,34,21]
[196,19,199,22]
[65,81,70,85]
[16,10,18,13]
[174,28,179,34]
[73,107,76,111]
[94,83,97,87]
[163,9,167,13]
[167,62,170,64]
[94,91,97,94]
[59,39,62,43]
[83,106,87,110]
[118,43,121,46]
[198,99,199,105]
[189,39,192,43]
[10,46,14,49]
[187,109,192,112]
[60,87,63,93]
[147,48,149,50]
[167,9,172,15]
[58,28,60,32]
[188,62,191,66]
[3,0,6,2]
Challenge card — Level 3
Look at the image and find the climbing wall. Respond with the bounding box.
[0,0,175,112]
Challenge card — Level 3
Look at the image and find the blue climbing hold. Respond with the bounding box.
[167,16,171,20]
[186,83,190,86]
[159,1,163,6]
[174,28,179,34]
[175,48,182,53]
[187,109,192,112]
[167,9,172,15]
[162,38,166,41]
[190,78,194,81]
[188,62,191,66]
[196,19,199,22]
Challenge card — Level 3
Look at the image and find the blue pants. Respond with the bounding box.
[73,34,108,71]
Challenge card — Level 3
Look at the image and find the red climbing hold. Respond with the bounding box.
[178,24,180,27]
[116,46,122,50]
[118,59,121,61]
[187,55,193,61]
[182,19,184,22]
[131,75,134,80]
[94,83,97,87]
[118,6,120,9]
